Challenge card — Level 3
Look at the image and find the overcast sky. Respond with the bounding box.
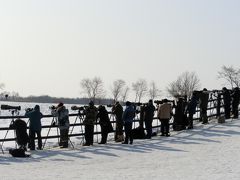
[0,0,239,100]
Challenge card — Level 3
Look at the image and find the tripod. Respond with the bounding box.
[69,110,85,145]
[1,110,19,154]
[43,116,75,149]
[42,116,59,149]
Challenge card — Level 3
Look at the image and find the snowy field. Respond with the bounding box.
[1,117,240,180]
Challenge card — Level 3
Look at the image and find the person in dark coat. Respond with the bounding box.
[97,105,113,144]
[122,101,135,144]
[144,99,155,139]
[222,87,231,119]
[10,118,29,151]
[52,102,70,148]
[83,101,98,146]
[112,102,124,142]
[199,88,209,124]
[25,105,43,150]
[173,97,187,131]
[187,92,199,129]
[231,87,240,119]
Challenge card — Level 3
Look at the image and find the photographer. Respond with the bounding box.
[25,105,43,150]
[83,101,98,146]
[144,99,155,139]
[199,88,209,124]
[222,87,231,119]
[51,102,69,148]
[112,101,124,142]
[157,99,172,137]
[96,105,113,144]
[231,87,240,119]
[186,92,199,129]
[122,101,135,144]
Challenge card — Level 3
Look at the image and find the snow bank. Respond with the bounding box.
[1,118,240,180]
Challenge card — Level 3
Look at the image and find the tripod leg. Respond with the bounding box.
[43,126,52,149]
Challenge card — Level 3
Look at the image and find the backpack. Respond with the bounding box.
[9,148,30,158]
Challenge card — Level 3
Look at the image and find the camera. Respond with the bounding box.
[71,106,85,111]
[1,104,21,111]
[25,108,33,112]
[49,105,56,110]
[154,99,174,105]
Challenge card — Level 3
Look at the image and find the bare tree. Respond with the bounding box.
[80,77,106,103]
[218,65,240,88]
[0,82,4,90]
[120,86,130,102]
[132,79,148,102]
[148,81,161,100]
[167,71,201,99]
[111,79,126,102]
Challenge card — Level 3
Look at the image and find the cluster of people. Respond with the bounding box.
[10,86,240,152]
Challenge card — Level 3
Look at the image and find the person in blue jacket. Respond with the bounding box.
[122,101,135,144]
[25,105,43,150]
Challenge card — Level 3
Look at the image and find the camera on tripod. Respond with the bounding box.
[154,99,174,105]
[25,108,33,112]
[1,104,21,111]
[49,105,57,110]
[71,106,85,111]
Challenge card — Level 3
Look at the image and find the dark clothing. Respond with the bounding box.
[25,108,43,150]
[144,103,155,138]
[112,103,123,141]
[52,106,70,147]
[199,91,209,123]
[97,107,113,144]
[10,119,29,149]
[231,88,240,118]
[187,95,198,129]
[83,105,98,145]
[123,122,133,144]
[160,119,170,135]
[29,130,42,150]
[222,89,231,119]
[122,105,135,144]
[25,109,43,132]
[173,99,187,131]
[84,125,94,145]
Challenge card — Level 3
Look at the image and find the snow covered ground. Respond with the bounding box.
[1,118,240,180]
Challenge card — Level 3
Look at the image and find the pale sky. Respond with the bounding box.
[0,0,239,100]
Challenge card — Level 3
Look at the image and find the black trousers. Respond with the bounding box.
[59,128,69,147]
[29,129,42,150]
[145,119,153,138]
[232,103,239,118]
[124,122,133,144]
[224,105,231,119]
[188,114,193,128]
[100,125,109,144]
[160,119,169,135]
[84,125,94,145]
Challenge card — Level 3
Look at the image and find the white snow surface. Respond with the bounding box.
[1,118,240,180]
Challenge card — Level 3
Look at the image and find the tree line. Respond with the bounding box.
[0,65,239,104]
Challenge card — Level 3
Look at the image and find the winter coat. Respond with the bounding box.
[25,109,43,132]
[122,105,135,123]
[84,105,98,126]
[232,88,240,106]
[52,106,69,130]
[144,103,155,121]
[97,107,113,133]
[199,91,209,110]
[222,89,231,106]
[187,95,198,115]
[157,103,172,119]
[112,104,123,123]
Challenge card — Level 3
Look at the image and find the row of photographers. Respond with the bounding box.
[18,86,240,151]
